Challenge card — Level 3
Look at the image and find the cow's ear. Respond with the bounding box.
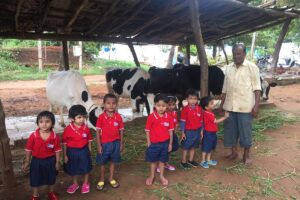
[81,91,89,102]
[269,82,277,87]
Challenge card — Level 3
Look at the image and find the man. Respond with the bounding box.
[220,43,261,165]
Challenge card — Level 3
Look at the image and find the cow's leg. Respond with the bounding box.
[59,107,66,127]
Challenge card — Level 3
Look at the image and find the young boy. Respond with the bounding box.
[200,96,229,168]
[145,94,174,186]
[180,89,202,169]
[95,94,124,190]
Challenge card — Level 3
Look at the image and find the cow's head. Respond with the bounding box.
[261,79,277,100]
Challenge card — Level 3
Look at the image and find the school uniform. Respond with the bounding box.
[180,105,203,150]
[145,112,174,163]
[202,110,218,153]
[95,112,124,165]
[169,111,179,152]
[62,123,93,176]
[25,129,61,187]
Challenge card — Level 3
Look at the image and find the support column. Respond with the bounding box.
[37,39,43,71]
[62,40,70,70]
[127,41,140,67]
[219,40,229,65]
[186,43,190,65]
[250,32,256,59]
[78,41,83,71]
[212,44,217,59]
[188,0,209,97]
[271,19,292,70]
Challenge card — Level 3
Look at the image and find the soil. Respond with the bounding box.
[1,79,300,199]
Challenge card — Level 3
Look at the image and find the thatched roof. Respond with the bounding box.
[0,0,299,44]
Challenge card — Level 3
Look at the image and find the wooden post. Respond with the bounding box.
[127,42,140,67]
[271,19,292,70]
[0,99,17,190]
[219,40,229,65]
[37,39,43,71]
[166,45,175,68]
[212,44,217,59]
[188,0,209,97]
[186,43,190,65]
[62,41,70,70]
[78,41,83,71]
[250,32,256,59]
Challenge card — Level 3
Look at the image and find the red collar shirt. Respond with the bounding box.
[169,111,178,128]
[62,123,93,148]
[96,112,124,144]
[203,110,218,132]
[180,105,203,130]
[145,112,174,143]
[25,129,62,159]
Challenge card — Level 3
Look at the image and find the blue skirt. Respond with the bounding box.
[30,156,56,187]
[64,145,92,176]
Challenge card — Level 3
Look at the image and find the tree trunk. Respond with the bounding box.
[271,19,292,70]
[188,0,209,97]
[212,44,217,59]
[250,32,256,59]
[219,40,229,65]
[62,41,70,70]
[166,45,175,68]
[127,42,140,67]
[0,99,17,190]
[37,39,43,72]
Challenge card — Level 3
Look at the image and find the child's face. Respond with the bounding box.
[104,97,117,113]
[38,117,53,132]
[206,100,215,111]
[168,101,176,112]
[187,95,198,106]
[73,115,86,126]
[154,100,167,115]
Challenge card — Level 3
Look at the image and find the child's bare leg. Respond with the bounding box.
[72,176,78,185]
[146,162,156,185]
[83,174,89,184]
[158,162,168,186]
[188,148,195,161]
[100,165,105,182]
[109,163,115,181]
[48,185,54,192]
[182,149,188,163]
[201,152,207,162]
[207,152,212,162]
[32,187,39,197]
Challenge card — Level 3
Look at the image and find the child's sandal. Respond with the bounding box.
[96,181,105,191]
[109,179,120,188]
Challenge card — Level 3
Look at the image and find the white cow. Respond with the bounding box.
[46,70,98,127]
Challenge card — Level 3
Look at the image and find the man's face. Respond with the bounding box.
[233,47,246,66]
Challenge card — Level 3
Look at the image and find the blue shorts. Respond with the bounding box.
[96,140,121,165]
[64,145,92,176]
[201,131,217,153]
[30,156,56,187]
[171,133,179,153]
[145,141,169,163]
[181,128,201,150]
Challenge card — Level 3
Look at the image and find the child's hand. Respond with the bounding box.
[224,111,229,118]
[64,155,68,164]
[200,131,203,141]
[22,161,29,172]
[147,141,151,147]
[55,162,60,171]
[168,144,172,152]
[181,133,186,141]
[120,143,124,152]
[98,145,103,154]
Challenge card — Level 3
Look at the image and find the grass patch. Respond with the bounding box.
[225,163,247,175]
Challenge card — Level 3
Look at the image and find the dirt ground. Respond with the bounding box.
[1,78,300,199]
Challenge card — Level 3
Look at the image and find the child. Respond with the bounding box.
[63,105,93,194]
[199,96,229,168]
[23,111,61,200]
[145,94,174,186]
[180,89,202,169]
[95,94,124,190]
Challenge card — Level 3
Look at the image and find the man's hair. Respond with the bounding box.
[200,96,213,110]
[36,111,55,129]
[154,93,168,103]
[68,104,88,119]
[186,88,199,98]
[103,93,117,103]
[232,43,246,54]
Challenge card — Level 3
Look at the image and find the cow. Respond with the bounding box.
[105,67,151,115]
[46,70,100,128]
[260,77,277,100]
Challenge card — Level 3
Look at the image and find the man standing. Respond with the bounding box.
[220,43,261,165]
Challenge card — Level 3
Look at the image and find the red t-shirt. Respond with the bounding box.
[180,105,203,130]
[145,112,174,143]
[96,112,124,144]
[203,110,218,132]
[169,111,178,128]
[25,129,61,159]
[62,123,93,148]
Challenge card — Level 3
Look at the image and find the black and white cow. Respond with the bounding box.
[260,77,277,100]
[105,67,151,115]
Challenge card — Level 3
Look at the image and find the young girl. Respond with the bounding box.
[145,94,174,186]
[23,111,61,200]
[63,105,93,194]
[200,96,229,168]
[95,94,124,190]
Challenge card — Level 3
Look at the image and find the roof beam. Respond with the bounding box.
[37,0,53,33]
[64,0,89,32]
[15,0,25,31]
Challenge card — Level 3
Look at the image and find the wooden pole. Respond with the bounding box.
[0,99,17,189]
[186,43,190,65]
[250,32,256,59]
[37,39,43,71]
[62,41,70,70]
[166,45,175,68]
[78,41,83,71]
[219,40,229,65]
[127,42,140,67]
[212,44,217,59]
[188,0,209,97]
[271,19,292,70]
